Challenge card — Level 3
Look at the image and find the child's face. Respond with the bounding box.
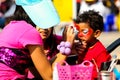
[74,23,95,43]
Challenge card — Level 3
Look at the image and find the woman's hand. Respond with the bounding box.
[66,26,75,46]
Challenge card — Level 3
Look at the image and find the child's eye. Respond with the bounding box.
[82,29,89,34]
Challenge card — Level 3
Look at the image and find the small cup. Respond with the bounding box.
[98,71,114,80]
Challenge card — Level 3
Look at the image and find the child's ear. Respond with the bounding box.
[94,30,101,38]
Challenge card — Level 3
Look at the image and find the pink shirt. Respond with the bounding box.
[0,20,43,49]
[0,21,43,79]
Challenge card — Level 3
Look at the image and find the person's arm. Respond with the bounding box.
[27,45,52,80]
[27,26,75,80]
[52,26,75,67]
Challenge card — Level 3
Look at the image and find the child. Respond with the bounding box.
[73,10,111,79]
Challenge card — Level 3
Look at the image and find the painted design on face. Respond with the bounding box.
[78,28,93,38]
[74,23,80,30]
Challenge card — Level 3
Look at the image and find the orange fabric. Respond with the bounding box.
[76,0,81,3]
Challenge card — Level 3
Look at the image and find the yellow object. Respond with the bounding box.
[53,0,73,22]
[116,13,120,31]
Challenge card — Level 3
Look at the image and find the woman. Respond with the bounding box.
[0,5,75,80]
[27,27,63,79]
[36,27,62,59]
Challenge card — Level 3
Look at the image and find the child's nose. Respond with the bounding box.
[78,32,83,38]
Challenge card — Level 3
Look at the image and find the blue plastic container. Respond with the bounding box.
[113,68,120,80]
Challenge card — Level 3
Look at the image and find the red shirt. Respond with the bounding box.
[78,41,111,79]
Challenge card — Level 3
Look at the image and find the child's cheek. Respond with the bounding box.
[78,29,93,38]
[86,29,93,36]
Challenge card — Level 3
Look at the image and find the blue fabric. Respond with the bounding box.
[106,14,115,26]
[113,68,120,80]
[16,0,42,6]
[0,17,5,28]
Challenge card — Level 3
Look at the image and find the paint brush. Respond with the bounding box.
[108,59,118,72]
[92,58,99,73]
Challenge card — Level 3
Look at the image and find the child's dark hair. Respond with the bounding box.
[74,10,104,31]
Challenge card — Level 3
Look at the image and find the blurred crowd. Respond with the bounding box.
[0,0,120,32]
[0,0,16,28]
[78,0,120,32]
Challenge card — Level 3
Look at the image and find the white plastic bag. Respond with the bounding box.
[53,63,59,80]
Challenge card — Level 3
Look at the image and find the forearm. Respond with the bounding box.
[32,51,52,80]
[52,26,75,68]
[28,45,52,80]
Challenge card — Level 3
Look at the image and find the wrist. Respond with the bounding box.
[57,41,71,55]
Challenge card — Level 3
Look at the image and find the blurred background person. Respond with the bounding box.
[102,0,119,31]
[0,0,16,29]
[79,0,111,32]
[79,0,110,20]
[76,0,81,16]
[114,0,120,31]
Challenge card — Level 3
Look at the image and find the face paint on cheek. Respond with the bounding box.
[78,32,83,38]
[74,23,80,30]
[86,28,93,36]
[78,28,93,38]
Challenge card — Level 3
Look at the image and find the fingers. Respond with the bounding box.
[36,26,40,30]
[66,26,75,45]
[81,41,87,48]
[74,40,87,55]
